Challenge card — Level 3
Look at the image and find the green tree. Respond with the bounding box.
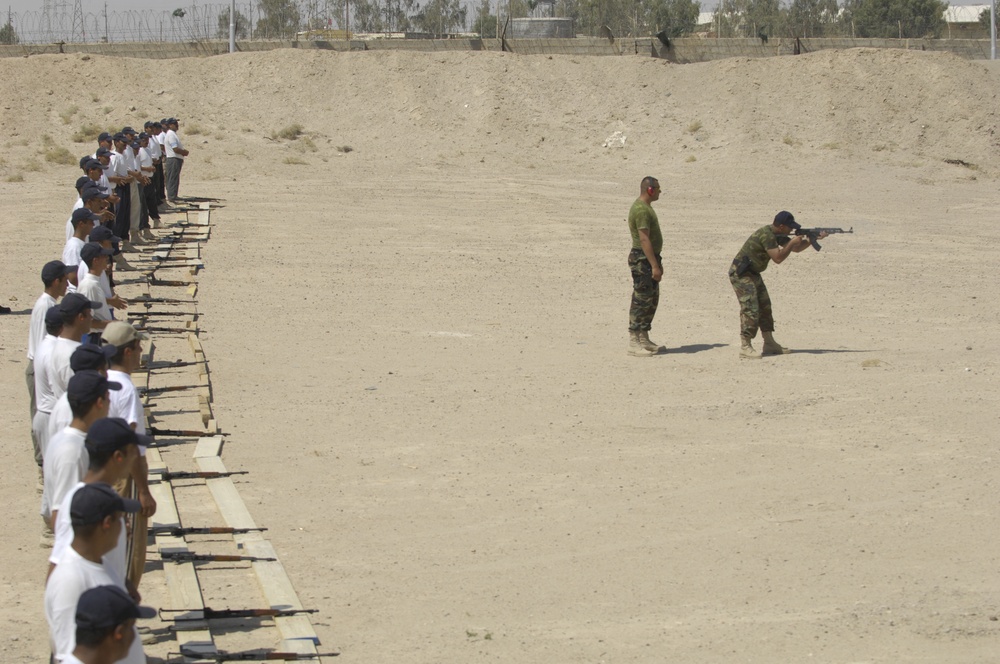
[844,0,947,38]
[0,20,18,45]
[979,7,998,34]
[647,0,701,37]
[471,0,498,36]
[216,7,250,39]
[786,0,841,36]
[256,0,302,38]
[411,0,468,33]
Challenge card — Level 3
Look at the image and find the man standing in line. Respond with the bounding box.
[77,244,116,343]
[44,482,147,664]
[102,321,156,589]
[42,370,118,535]
[626,176,666,357]
[163,118,189,204]
[727,210,826,359]
[36,294,100,465]
[28,261,75,468]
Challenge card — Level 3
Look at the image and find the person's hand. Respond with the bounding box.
[108,194,120,204]
[108,294,128,310]
[138,488,157,517]
[652,265,663,283]
[793,235,811,249]
[100,210,115,222]
[817,231,829,239]
[126,580,142,603]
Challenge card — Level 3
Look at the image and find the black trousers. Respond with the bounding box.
[113,183,131,240]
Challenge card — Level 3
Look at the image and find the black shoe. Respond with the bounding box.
[0,305,11,314]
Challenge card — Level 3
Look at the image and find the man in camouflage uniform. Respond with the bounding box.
[626,176,666,356]
[728,211,825,359]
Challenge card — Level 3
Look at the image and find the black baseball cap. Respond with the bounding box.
[45,306,65,327]
[81,183,109,202]
[67,369,121,402]
[59,293,102,316]
[89,225,120,244]
[42,260,76,283]
[112,132,126,143]
[97,132,113,143]
[121,126,136,135]
[69,482,140,526]
[69,344,117,372]
[81,242,114,266]
[96,146,112,157]
[75,585,156,632]
[75,176,92,191]
[72,208,99,224]
[85,417,152,457]
[773,211,800,230]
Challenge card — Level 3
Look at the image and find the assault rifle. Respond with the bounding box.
[160,551,276,564]
[150,526,266,537]
[155,470,248,481]
[160,607,317,621]
[149,427,228,438]
[174,648,338,661]
[140,384,205,396]
[777,226,853,251]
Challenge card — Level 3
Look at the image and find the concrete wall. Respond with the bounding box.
[0,36,994,61]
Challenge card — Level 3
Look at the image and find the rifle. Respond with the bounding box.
[174,648,338,661]
[778,226,853,251]
[148,278,194,287]
[140,384,205,395]
[160,551,276,564]
[132,296,195,304]
[150,526,266,537]
[147,360,208,370]
[160,607,316,621]
[149,427,228,437]
[156,470,248,481]
[136,326,198,334]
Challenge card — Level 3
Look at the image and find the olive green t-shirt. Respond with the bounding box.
[628,199,662,254]
[734,225,779,274]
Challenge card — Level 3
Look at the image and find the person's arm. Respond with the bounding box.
[133,452,157,517]
[767,235,810,264]
[638,229,662,282]
[175,147,190,157]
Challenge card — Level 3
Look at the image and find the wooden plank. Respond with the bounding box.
[197,457,258,531]
[240,539,321,648]
[147,480,179,529]
[192,435,224,459]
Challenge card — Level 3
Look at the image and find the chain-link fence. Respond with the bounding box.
[3,2,342,44]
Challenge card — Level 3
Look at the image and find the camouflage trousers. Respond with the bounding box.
[729,263,774,339]
[628,249,660,332]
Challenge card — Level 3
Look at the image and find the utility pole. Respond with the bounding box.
[229,0,236,51]
[991,0,996,60]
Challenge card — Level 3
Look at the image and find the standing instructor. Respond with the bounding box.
[626,176,665,356]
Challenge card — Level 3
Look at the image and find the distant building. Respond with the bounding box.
[943,5,991,39]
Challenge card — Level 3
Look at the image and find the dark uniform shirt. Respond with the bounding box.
[734,225,779,274]
[628,200,662,254]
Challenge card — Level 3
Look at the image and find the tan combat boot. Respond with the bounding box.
[761,331,791,355]
[740,336,761,360]
[114,254,137,272]
[629,331,656,357]
[638,330,665,354]
[141,228,156,242]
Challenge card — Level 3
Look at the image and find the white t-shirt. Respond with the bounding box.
[49,338,82,402]
[164,129,184,160]
[66,198,84,242]
[107,370,147,455]
[44,547,144,664]
[34,335,59,413]
[50,482,128,582]
[108,152,127,180]
[40,427,88,522]
[29,293,57,361]
[77,263,112,299]
[138,147,153,173]
[77,273,110,325]
[147,137,162,160]
[48,393,72,441]
[62,237,85,294]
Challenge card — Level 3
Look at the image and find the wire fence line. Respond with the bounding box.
[4,3,326,44]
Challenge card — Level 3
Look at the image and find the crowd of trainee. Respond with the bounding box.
[23,116,191,663]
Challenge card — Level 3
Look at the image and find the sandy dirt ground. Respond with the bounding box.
[1,48,999,663]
